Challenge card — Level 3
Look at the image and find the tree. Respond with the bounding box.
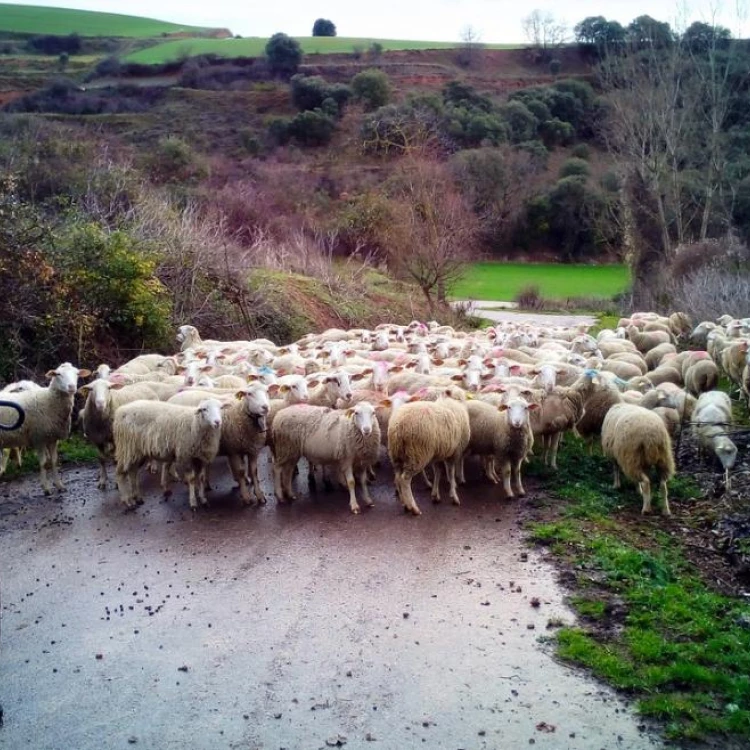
[389,159,478,306]
[574,16,625,55]
[456,25,484,68]
[627,15,673,48]
[312,18,336,37]
[522,10,567,60]
[351,69,391,111]
[265,33,303,77]
[682,21,730,54]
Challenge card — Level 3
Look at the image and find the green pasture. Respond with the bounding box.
[0,3,205,37]
[451,262,630,301]
[126,36,522,64]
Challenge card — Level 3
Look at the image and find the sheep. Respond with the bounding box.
[626,326,672,353]
[113,399,224,510]
[387,391,470,516]
[668,312,692,340]
[601,403,675,515]
[271,402,381,514]
[0,363,91,494]
[691,391,737,489]
[79,380,161,489]
[170,385,270,505]
[307,371,354,407]
[0,379,42,472]
[574,375,622,454]
[690,321,717,349]
[721,340,749,388]
[644,342,677,371]
[464,397,537,497]
[684,359,719,397]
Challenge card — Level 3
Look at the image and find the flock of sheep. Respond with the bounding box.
[0,311,747,517]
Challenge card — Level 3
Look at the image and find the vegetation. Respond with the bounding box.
[312,19,336,37]
[264,33,303,77]
[125,37,522,64]
[450,262,630,301]
[351,68,391,111]
[526,437,750,742]
[0,3,205,37]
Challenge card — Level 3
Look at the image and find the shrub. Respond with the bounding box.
[240,129,261,155]
[549,58,561,75]
[265,33,303,77]
[571,143,591,159]
[369,42,384,58]
[287,109,337,146]
[539,118,574,147]
[498,100,538,143]
[559,157,591,178]
[351,69,391,111]
[267,116,292,146]
[514,284,544,309]
[312,18,337,36]
[28,33,81,55]
[600,170,620,193]
[144,136,208,184]
[291,74,330,111]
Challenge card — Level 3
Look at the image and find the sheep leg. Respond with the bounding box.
[228,453,253,506]
[430,463,443,503]
[0,448,9,475]
[486,456,500,484]
[343,463,360,514]
[248,454,266,504]
[659,478,671,516]
[725,467,732,492]
[359,468,374,508]
[273,461,286,502]
[13,447,22,467]
[196,464,210,506]
[549,432,562,470]
[456,454,466,485]
[500,461,514,499]
[512,459,526,497]
[447,459,461,506]
[38,445,54,495]
[612,464,621,489]
[421,468,433,489]
[185,470,200,511]
[116,465,134,509]
[639,474,652,514]
[396,471,421,516]
[160,462,173,497]
[96,448,109,490]
[48,442,65,491]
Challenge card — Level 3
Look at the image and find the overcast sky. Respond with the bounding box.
[4,0,748,41]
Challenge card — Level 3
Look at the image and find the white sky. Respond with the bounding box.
[3,0,748,42]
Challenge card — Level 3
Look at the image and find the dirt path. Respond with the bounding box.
[455,300,598,329]
[0,458,661,750]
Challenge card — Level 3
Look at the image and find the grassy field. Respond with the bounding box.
[126,36,522,64]
[451,262,630,301]
[526,435,750,743]
[0,3,206,37]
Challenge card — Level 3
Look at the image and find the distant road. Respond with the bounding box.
[453,299,598,328]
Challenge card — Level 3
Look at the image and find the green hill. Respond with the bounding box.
[0,3,208,37]
[126,36,522,64]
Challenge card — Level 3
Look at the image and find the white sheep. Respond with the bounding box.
[79,380,160,489]
[271,402,381,514]
[387,391,470,515]
[465,397,537,497]
[0,363,91,494]
[601,403,675,515]
[169,384,270,505]
[0,379,42,472]
[691,391,737,489]
[113,398,223,510]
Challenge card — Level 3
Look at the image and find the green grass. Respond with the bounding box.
[0,3,206,37]
[126,36,522,64]
[1,434,99,481]
[526,436,750,742]
[451,262,630,301]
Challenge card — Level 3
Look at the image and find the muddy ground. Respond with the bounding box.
[0,456,664,750]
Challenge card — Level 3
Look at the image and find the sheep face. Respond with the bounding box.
[324,371,353,402]
[715,438,738,470]
[500,398,538,429]
[347,402,376,436]
[82,379,123,412]
[238,385,270,431]
[176,325,197,345]
[47,363,91,395]
[197,399,223,430]
[96,364,111,380]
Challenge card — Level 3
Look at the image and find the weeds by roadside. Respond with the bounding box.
[524,436,750,744]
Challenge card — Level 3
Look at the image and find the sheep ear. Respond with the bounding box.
[405,361,417,369]
[379,398,392,408]
[235,391,245,401]
[307,379,320,388]
[390,365,404,373]
[200,365,212,372]
[509,365,522,375]
[498,404,509,411]
[458,358,468,366]
[527,402,540,411]
[78,368,92,378]
[351,373,365,381]
[481,372,493,380]
[267,384,281,397]
[110,382,126,390]
[78,385,92,394]
[46,370,58,378]
[450,374,463,382]
[433,358,444,366]
[345,408,355,418]
[316,351,327,359]
[246,374,259,382]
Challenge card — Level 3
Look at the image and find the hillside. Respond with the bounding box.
[0,3,213,37]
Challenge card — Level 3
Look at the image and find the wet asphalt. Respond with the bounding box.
[0,454,662,750]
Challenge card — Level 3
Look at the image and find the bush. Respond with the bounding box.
[571,143,591,159]
[351,69,391,111]
[538,118,574,147]
[267,116,292,146]
[514,284,544,309]
[559,157,591,178]
[599,170,620,193]
[549,58,561,75]
[498,100,537,143]
[144,136,208,184]
[28,33,81,55]
[312,18,337,36]
[290,74,350,116]
[265,33,303,77]
[287,109,337,146]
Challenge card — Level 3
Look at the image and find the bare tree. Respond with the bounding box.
[389,159,479,307]
[457,24,484,68]
[522,10,567,60]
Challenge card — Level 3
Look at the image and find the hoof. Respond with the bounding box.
[351,507,360,515]
[256,496,267,505]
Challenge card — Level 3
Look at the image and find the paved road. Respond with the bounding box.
[454,300,598,329]
[0,457,660,750]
